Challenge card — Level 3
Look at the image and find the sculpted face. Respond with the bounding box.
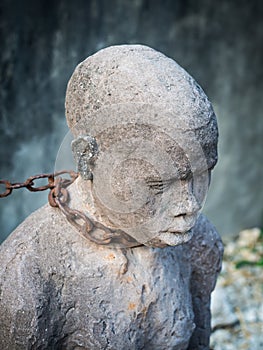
[65,45,218,247]
[94,135,214,247]
[90,158,211,247]
[70,104,217,247]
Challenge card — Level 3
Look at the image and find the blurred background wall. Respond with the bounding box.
[1,0,263,242]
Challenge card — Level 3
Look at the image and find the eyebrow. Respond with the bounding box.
[146,179,172,185]
[145,165,214,185]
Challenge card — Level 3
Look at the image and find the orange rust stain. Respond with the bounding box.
[128,302,136,311]
[126,276,133,283]
[105,253,116,260]
[141,307,148,317]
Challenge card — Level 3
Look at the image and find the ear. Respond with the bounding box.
[71,135,98,180]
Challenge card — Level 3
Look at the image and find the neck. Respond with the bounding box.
[65,177,142,248]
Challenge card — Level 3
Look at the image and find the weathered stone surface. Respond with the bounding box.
[65,45,218,167]
[0,45,223,349]
[0,184,223,349]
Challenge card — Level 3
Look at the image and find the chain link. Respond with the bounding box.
[0,170,77,198]
[0,170,141,247]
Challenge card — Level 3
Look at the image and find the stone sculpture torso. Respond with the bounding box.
[0,182,222,350]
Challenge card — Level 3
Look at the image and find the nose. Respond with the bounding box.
[169,180,202,217]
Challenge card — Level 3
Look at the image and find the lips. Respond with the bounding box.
[164,213,198,234]
[166,226,193,234]
[154,229,194,247]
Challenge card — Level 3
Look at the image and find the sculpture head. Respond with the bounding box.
[65,45,218,247]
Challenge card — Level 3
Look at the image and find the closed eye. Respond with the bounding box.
[146,179,172,193]
[149,183,164,191]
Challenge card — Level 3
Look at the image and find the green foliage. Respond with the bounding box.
[236,258,263,269]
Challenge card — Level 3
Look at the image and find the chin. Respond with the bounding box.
[145,229,194,248]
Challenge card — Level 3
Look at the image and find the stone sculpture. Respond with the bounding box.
[0,45,223,350]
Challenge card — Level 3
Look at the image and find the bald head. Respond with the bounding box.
[66,45,216,130]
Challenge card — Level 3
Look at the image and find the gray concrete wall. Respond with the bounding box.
[0,0,262,241]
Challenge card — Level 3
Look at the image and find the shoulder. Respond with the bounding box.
[0,203,87,280]
[0,204,63,261]
[189,213,223,252]
[184,214,224,275]
[0,205,56,286]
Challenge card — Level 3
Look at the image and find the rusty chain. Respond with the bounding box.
[0,171,141,247]
[0,170,77,198]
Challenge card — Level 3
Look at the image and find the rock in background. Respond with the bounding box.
[211,228,263,349]
[0,0,263,241]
